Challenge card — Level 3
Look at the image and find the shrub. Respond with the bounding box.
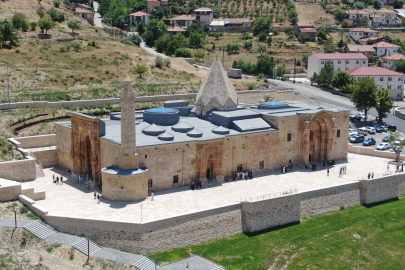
[19,206,28,214]
[46,8,65,23]
[194,50,205,59]
[15,49,20,53]
[120,34,142,46]
[29,22,37,31]
[163,57,170,67]
[175,47,192,58]
[273,30,279,35]
[53,0,60,8]
[71,41,82,51]
[155,55,163,68]
[258,32,267,42]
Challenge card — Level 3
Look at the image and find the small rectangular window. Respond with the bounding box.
[399,77,402,81]
[321,61,325,64]
[398,85,402,89]
[356,60,359,64]
[380,77,384,81]
[338,60,341,64]
[346,60,349,64]
[389,77,392,81]
[310,131,314,141]
[145,155,147,158]
[148,179,153,188]
[337,130,341,137]
[363,60,366,64]
[388,85,392,89]
[259,161,264,169]
[173,175,179,184]
[237,164,243,172]
[287,133,292,142]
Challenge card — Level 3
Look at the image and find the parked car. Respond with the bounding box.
[348,131,358,138]
[356,113,367,120]
[357,127,368,135]
[349,113,356,120]
[393,138,405,146]
[386,124,396,131]
[377,143,390,150]
[380,125,388,132]
[367,127,376,134]
[372,125,383,133]
[349,128,355,133]
[349,134,365,143]
[382,135,395,142]
[363,137,376,146]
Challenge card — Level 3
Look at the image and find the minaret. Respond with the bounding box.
[116,75,139,170]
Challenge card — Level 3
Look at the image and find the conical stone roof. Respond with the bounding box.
[142,124,165,136]
[196,57,238,115]
[171,121,194,133]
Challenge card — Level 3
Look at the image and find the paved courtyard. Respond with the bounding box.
[23,153,396,223]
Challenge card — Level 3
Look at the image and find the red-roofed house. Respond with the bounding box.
[373,8,401,27]
[382,54,405,69]
[129,11,150,26]
[147,0,168,14]
[167,26,187,35]
[75,8,94,25]
[195,7,214,26]
[358,36,380,45]
[372,41,400,57]
[210,18,253,31]
[307,53,368,79]
[294,22,316,41]
[169,15,196,28]
[349,28,378,41]
[347,67,404,98]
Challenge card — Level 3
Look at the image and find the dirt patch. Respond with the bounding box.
[296,3,335,26]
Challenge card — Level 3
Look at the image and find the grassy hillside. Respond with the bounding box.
[152,196,405,269]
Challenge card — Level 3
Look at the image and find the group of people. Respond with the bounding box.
[233,170,254,181]
[367,172,375,179]
[52,174,63,185]
[281,162,293,174]
[339,166,347,178]
[190,179,202,190]
[305,163,317,171]
[78,174,92,190]
[93,189,101,203]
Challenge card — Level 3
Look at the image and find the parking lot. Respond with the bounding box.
[348,111,404,152]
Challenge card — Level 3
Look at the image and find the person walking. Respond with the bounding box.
[323,160,326,167]
[60,176,63,185]
[94,190,97,199]
[327,168,329,176]
[53,174,55,183]
[97,194,100,203]
[368,172,370,179]
[372,172,374,179]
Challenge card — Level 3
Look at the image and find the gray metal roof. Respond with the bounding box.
[232,118,272,132]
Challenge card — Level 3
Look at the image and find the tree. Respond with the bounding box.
[175,47,192,57]
[284,27,294,37]
[143,19,167,47]
[376,88,394,121]
[12,13,28,33]
[394,0,404,8]
[137,22,145,36]
[351,76,377,121]
[54,0,60,8]
[227,43,240,54]
[258,32,267,42]
[299,33,308,43]
[276,64,286,77]
[0,19,19,47]
[256,55,275,76]
[46,8,65,22]
[302,55,308,68]
[155,55,163,68]
[212,32,223,40]
[194,50,205,59]
[256,44,266,56]
[243,40,253,49]
[266,36,272,47]
[37,6,46,18]
[189,32,204,46]
[366,39,373,45]
[252,17,272,36]
[38,15,55,34]
[331,70,352,89]
[67,20,80,33]
[316,60,334,87]
[134,65,148,78]
[334,8,346,20]
[337,38,347,50]
[395,59,405,73]
[373,0,381,9]
[359,17,369,27]
[71,41,82,51]
[317,30,327,41]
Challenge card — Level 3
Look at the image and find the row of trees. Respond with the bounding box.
[232,55,286,77]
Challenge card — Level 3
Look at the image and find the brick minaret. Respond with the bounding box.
[116,75,139,170]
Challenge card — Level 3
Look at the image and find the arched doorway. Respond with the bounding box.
[206,161,214,180]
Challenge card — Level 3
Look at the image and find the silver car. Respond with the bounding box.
[376,143,390,150]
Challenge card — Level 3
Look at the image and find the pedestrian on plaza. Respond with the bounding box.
[56,176,59,184]
[327,168,329,176]
[368,172,370,179]
[251,169,254,179]
[387,164,390,171]
[191,181,195,191]
[372,172,374,179]
[53,174,55,182]
[88,181,90,190]
[402,165,404,172]
[86,174,89,182]
[94,190,97,199]
[97,194,100,203]
[60,176,63,185]
[323,160,326,167]
[281,165,283,173]
[283,166,285,174]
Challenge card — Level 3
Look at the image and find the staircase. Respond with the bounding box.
[133,257,159,270]
[23,220,56,239]
[72,238,101,256]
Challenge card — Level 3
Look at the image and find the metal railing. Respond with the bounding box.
[240,189,298,202]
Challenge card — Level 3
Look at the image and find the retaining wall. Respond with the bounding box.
[9,134,56,149]
[348,144,405,161]
[395,107,405,120]
[0,181,21,202]
[0,90,294,110]
[359,174,405,205]
[27,149,57,168]
[0,157,37,181]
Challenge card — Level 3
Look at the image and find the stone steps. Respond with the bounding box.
[23,220,56,239]
[72,238,101,256]
[133,257,159,270]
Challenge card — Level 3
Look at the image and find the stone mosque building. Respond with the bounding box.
[55,57,350,201]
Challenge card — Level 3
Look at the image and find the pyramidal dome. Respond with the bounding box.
[195,57,238,115]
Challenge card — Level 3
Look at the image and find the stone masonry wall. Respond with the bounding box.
[0,157,37,181]
[0,184,21,202]
[359,173,405,205]
[9,134,56,149]
[348,144,405,161]
[32,149,58,168]
[237,90,295,104]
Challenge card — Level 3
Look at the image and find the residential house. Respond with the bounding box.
[372,41,400,57]
[347,9,371,22]
[75,8,94,25]
[346,67,404,99]
[382,54,405,69]
[168,26,187,35]
[169,15,196,28]
[147,0,168,14]
[307,53,368,79]
[294,22,316,38]
[195,7,214,27]
[209,18,253,31]
[129,11,150,26]
[373,8,401,27]
[345,45,375,58]
[349,28,378,41]
[358,36,380,45]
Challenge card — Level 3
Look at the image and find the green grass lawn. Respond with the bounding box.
[151,196,405,269]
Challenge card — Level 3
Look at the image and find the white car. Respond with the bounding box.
[356,113,366,120]
[367,127,376,134]
[349,128,355,133]
[394,138,405,146]
[348,131,358,138]
[377,143,390,150]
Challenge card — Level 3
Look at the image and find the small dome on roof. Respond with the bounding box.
[212,126,230,135]
[171,121,194,133]
[187,129,203,138]
[158,131,174,141]
[260,101,287,106]
[142,124,165,136]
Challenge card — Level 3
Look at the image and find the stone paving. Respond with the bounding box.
[22,153,395,223]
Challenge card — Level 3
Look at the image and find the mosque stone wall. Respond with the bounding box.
[56,125,73,171]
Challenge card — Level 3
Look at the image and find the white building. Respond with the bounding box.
[307,53,369,79]
[347,8,402,27]
[347,67,404,99]
[349,28,378,41]
[372,41,400,57]
[382,54,405,69]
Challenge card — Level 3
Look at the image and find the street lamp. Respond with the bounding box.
[87,234,92,262]
[1,61,10,113]
[14,206,18,229]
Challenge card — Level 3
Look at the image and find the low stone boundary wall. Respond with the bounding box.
[0,181,21,202]
[28,149,57,168]
[0,157,37,181]
[9,134,56,149]
[395,106,405,120]
[348,144,405,161]
[360,174,405,205]
[0,90,295,110]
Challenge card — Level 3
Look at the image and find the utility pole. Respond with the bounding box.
[87,234,92,262]
[7,63,10,114]
[222,46,225,66]
[293,56,296,84]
